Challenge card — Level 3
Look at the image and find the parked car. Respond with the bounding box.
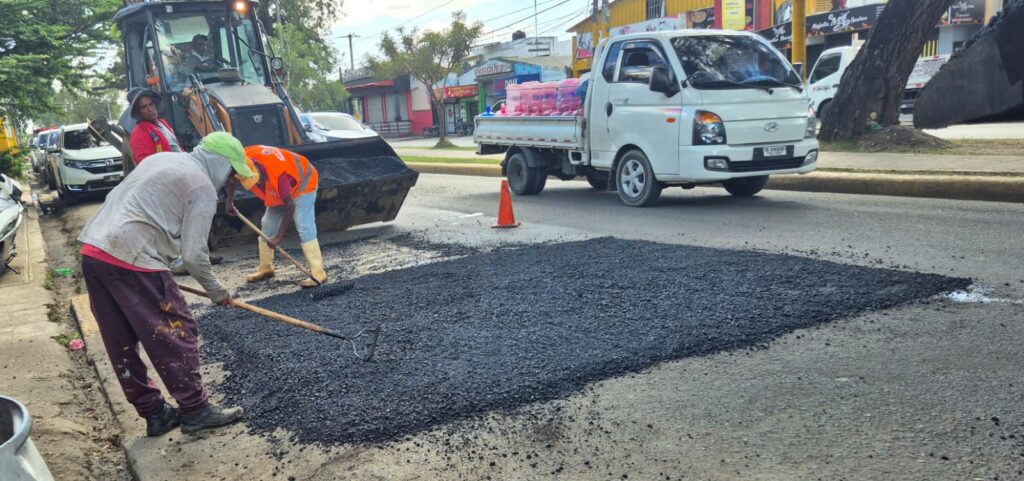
[47,123,123,202]
[41,130,61,190]
[30,130,57,174]
[807,45,949,122]
[298,112,378,142]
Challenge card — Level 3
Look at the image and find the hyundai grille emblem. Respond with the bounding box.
[763,122,780,133]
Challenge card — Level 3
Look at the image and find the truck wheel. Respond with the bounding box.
[817,101,832,124]
[506,151,546,195]
[723,175,769,197]
[615,149,661,207]
[586,171,609,189]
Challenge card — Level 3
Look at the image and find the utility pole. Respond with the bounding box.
[792,0,806,81]
[534,0,539,56]
[345,34,356,71]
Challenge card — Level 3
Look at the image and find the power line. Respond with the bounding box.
[353,0,458,44]
[481,0,561,23]
[480,0,572,37]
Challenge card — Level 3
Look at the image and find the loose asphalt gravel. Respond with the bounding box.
[198,237,970,446]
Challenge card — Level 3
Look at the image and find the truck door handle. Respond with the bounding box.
[605,102,613,116]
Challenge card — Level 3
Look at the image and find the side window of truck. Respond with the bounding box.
[616,42,668,84]
[810,54,841,84]
[602,42,624,82]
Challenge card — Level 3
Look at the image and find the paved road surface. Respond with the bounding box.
[411,173,1024,285]
[50,179,1024,480]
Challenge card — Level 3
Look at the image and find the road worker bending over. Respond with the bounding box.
[226,145,326,287]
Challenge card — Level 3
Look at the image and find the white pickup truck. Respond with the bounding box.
[474,30,819,207]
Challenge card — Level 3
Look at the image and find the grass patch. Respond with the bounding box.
[52,331,81,348]
[400,155,501,165]
[46,303,64,323]
[821,138,1024,156]
[43,270,55,291]
[394,144,477,152]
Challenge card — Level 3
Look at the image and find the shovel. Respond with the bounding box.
[177,283,380,362]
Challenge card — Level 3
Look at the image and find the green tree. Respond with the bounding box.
[0,0,120,123]
[257,0,344,37]
[34,84,122,126]
[273,24,349,112]
[367,12,483,146]
[818,0,954,140]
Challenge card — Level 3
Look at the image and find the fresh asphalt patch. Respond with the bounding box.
[198,237,969,446]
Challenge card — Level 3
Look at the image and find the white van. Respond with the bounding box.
[808,45,949,121]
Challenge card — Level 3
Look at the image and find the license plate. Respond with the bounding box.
[762,146,787,157]
[104,174,123,182]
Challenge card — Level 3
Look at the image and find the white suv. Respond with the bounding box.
[48,123,123,202]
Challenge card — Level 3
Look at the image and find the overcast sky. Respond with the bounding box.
[326,0,590,70]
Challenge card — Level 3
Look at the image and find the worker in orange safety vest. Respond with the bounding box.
[225,145,325,287]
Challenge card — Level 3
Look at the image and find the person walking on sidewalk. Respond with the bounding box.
[225,145,326,287]
[77,132,256,437]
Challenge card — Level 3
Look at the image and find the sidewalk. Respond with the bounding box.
[0,191,127,479]
[396,149,1024,203]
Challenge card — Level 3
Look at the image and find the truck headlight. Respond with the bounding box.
[805,105,817,139]
[693,111,726,145]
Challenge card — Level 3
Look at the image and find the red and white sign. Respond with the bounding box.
[444,85,479,99]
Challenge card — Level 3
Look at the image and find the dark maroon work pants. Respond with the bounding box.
[81,256,209,418]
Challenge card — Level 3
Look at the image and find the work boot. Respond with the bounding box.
[179,405,244,435]
[145,403,180,437]
[210,255,224,265]
[299,239,328,288]
[245,239,275,282]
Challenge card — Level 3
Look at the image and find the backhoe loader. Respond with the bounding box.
[96,0,417,247]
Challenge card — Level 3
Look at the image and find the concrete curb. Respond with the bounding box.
[405,162,1024,204]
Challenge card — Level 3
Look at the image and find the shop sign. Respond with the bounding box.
[721,0,747,30]
[444,85,479,99]
[576,32,597,60]
[757,21,792,46]
[474,62,513,77]
[492,74,541,97]
[609,16,683,37]
[806,3,884,37]
[942,0,986,25]
[685,7,716,29]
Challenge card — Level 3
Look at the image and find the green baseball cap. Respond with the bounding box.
[199,132,255,178]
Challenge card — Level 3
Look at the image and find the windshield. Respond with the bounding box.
[309,113,365,131]
[46,132,59,148]
[154,11,267,91]
[671,35,801,90]
[62,130,109,150]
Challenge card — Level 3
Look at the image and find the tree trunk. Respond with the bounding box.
[818,0,954,141]
[434,98,448,145]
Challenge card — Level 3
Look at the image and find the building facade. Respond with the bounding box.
[343,72,434,138]
[569,0,1005,77]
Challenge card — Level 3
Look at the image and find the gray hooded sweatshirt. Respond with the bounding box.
[78,147,233,302]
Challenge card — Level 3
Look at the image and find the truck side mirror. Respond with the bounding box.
[649,65,679,97]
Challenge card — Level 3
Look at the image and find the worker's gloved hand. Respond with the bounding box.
[267,235,284,249]
[218,295,235,308]
[225,202,238,217]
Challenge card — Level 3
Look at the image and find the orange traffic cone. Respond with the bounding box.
[492,179,521,228]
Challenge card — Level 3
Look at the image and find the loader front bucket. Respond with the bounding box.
[209,137,418,248]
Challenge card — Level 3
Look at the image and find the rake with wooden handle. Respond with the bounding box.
[178,283,380,361]
[234,213,352,301]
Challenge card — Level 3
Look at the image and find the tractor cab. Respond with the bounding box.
[115,0,295,150]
